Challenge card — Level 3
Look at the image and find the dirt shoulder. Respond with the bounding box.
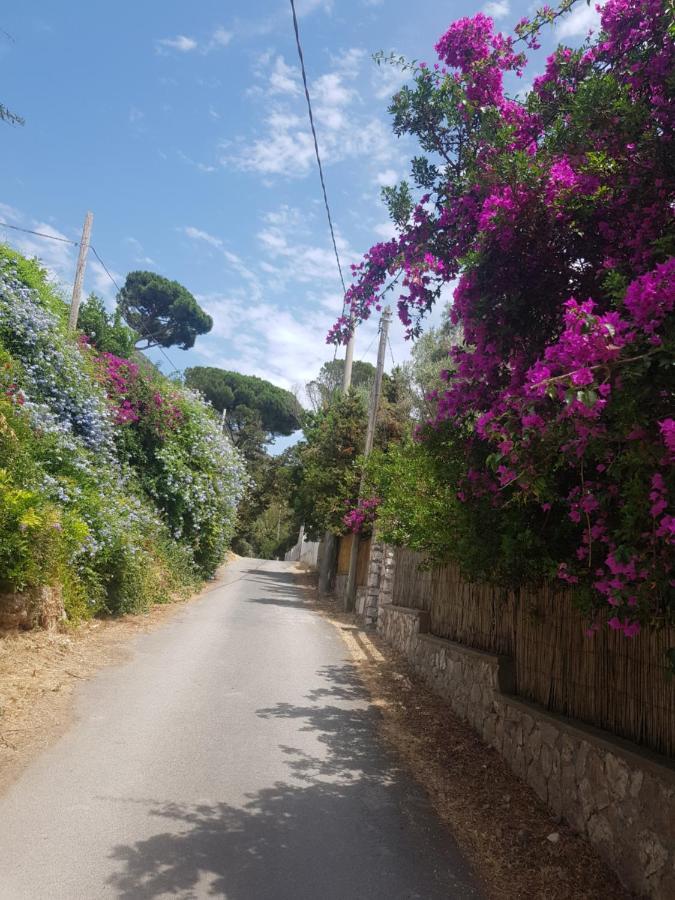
[312,593,631,900]
[0,561,236,797]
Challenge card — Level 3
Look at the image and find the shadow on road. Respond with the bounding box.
[241,565,317,610]
[106,589,480,899]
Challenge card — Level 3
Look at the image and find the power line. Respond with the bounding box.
[289,0,346,299]
[0,220,79,245]
[90,245,121,292]
[387,336,396,368]
[90,246,181,376]
[0,218,181,377]
[357,332,378,365]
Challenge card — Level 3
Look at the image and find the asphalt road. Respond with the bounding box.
[0,559,481,899]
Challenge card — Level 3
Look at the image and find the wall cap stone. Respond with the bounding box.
[386,605,430,633]
[417,633,516,694]
[501,693,675,786]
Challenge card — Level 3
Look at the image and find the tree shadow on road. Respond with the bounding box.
[240,566,315,609]
[106,661,480,900]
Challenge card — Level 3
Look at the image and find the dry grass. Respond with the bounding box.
[311,591,632,900]
[0,563,237,796]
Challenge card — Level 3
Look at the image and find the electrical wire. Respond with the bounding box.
[289,0,346,299]
[0,218,181,377]
[387,336,396,368]
[89,246,181,377]
[357,332,378,365]
[0,220,79,245]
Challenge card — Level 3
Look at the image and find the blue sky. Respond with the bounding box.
[0,0,600,402]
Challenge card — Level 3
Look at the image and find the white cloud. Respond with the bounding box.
[257,223,347,285]
[129,106,144,124]
[125,236,156,268]
[268,56,300,96]
[330,47,367,73]
[294,0,334,15]
[376,169,398,187]
[0,207,125,304]
[177,150,217,174]
[373,221,397,240]
[181,225,263,300]
[156,35,198,54]
[0,216,76,285]
[88,257,123,303]
[209,26,232,49]
[228,48,395,178]
[557,1,604,37]
[182,225,223,249]
[155,25,233,56]
[483,1,510,19]
[371,60,409,101]
[195,291,338,394]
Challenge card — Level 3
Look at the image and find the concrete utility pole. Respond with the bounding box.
[344,306,392,612]
[341,330,355,393]
[68,211,94,332]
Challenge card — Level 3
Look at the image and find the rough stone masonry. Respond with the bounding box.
[376,603,675,899]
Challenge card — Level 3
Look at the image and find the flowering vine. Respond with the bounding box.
[330,0,674,634]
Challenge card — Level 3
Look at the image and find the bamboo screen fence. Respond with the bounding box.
[393,547,675,758]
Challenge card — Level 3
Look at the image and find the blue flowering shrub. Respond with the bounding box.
[0,247,246,618]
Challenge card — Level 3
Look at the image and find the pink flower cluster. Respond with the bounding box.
[99,352,140,425]
[328,0,674,633]
[97,352,183,435]
[343,497,381,533]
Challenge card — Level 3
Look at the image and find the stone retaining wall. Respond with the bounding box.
[0,584,64,630]
[378,603,675,899]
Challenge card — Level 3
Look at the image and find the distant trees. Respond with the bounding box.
[406,311,462,419]
[183,367,302,458]
[306,359,375,410]
[117,271,212,351]
[184,366,303,559]
[290,391,367,540]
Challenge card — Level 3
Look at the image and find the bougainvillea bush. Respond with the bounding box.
[0,248,245,618]
[332,0,674,635]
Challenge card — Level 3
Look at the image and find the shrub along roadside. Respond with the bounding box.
[0,247,246,620]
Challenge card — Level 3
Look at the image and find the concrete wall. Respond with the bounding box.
[378,603,675,899]
[284,527,320,569]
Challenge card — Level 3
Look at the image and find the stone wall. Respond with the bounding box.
[378,603,675,899]
[0,584,64,630]
[354,537,396,626]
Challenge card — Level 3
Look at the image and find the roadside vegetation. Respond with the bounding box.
[323,0,673,640]
[0,247,246,620]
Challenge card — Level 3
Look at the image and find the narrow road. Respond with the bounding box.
[0,560,480,899]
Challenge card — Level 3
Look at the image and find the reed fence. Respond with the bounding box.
[393,547,675,757]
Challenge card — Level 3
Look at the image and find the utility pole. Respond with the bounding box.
[68,211,93,332]
[319,319,355,594]
[344,306,391,612]
[342,330,354,393]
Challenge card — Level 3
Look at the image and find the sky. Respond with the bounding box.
[0,0,601,410]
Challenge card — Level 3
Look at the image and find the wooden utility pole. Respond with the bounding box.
[344,306,391,612]
[68,211,93,332]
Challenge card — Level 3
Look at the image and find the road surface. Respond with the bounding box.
[0,559,480,899]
